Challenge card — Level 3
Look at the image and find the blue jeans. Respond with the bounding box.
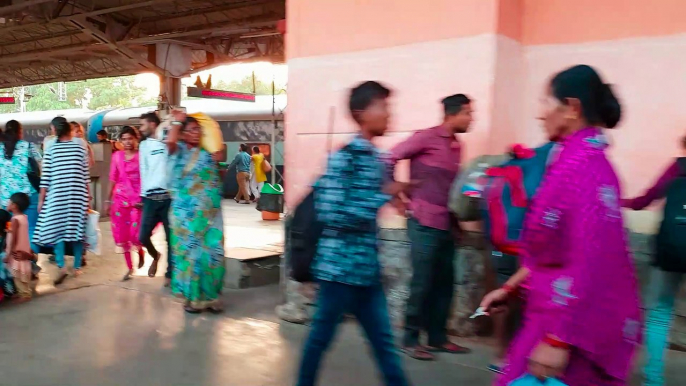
[643,268,684,386]
[296,281,409,386]
[25,193,39,253]
[55,242,84,270]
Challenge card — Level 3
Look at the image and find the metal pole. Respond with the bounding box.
[271,77,276,184]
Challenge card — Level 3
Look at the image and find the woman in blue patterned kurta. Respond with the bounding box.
[166,114,227,313]
[0,120,42,248]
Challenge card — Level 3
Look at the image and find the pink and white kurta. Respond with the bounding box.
[109,151,142,258]
[498,127,642,386]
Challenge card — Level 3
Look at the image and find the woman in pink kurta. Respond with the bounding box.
[107,127,143,281]
[481,65,642,385]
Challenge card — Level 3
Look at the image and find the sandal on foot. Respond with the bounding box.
[54,272,68,286]
[184,304,202,314]
[122,271,133,281]
[137,250,145,269]
[402,346,435,361]
[487,363,504,374]
[206,305,224,314]
[427,342,472,354]
[148,257,159,277]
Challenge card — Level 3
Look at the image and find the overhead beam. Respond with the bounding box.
[141,0,283,23]
[78,0,178,18]
[0,42,98,63]
[123,19,278,44]
[0,0,175,34]
[68,17,162,74]
[151,38,232,61]
[0,29,83,47]
[0,0,54,16]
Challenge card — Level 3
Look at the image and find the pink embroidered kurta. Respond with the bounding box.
[109,151,142,250]
[498,128,642,385]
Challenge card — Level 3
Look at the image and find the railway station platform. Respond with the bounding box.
[1,201,686,386]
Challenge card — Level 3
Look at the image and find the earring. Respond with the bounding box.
[565,113,578,120]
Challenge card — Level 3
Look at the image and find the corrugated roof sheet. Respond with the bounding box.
[0,0,285,88]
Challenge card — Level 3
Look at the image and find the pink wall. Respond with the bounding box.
[286,0,686,231]
[286,35,499,211]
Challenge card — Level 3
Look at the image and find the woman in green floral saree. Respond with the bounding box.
[166,112,227,313]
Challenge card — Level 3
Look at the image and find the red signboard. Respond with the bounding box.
[0,96,15,104]
[186,87,255,102]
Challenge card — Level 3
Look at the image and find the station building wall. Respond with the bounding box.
[285,0,686,231]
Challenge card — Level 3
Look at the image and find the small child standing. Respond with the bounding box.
[4,193,35,301]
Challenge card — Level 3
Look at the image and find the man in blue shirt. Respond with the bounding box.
[227,143,252,204]
[296,81,412,386]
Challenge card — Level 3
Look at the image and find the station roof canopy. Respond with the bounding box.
[0,0,285,89]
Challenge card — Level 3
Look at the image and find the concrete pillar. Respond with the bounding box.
[149,42,189,110]
[158,76,182,110]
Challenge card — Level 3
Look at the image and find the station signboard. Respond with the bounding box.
[0,96,15,104]
[186,87,255,102]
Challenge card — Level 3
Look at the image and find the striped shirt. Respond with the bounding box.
[33,140,89,245]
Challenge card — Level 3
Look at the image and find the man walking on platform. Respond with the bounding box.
[228,144,252,204]
[138,112,173,286]
[388,94,474,361]
[296,81,412,386]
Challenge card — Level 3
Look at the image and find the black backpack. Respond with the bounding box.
[655,157,686,272]
[287,190,322,282]
[287,144,358,282]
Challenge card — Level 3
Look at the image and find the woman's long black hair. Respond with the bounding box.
[3,120,22,160]
[55,120,73,139]
[550,64,621,129]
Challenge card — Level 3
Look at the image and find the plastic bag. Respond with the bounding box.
[449,154,510,221]
[189,112,224,153]
[85,210,102,255]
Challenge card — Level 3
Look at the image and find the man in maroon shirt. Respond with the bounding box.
[388,94,473,360]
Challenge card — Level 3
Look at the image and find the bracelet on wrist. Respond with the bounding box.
[171,120,183,126]
[502,283,517,296]
[543,334,570,350]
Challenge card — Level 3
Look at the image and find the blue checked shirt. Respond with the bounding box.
[312,136,391,286]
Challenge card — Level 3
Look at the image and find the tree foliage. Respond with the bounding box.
[0,74,286,114]
[0,76,154,114]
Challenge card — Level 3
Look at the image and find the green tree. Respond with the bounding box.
[25,84,72,111]
[0,75,154,114]
[81,77,154,110]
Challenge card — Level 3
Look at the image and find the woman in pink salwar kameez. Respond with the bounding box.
[481,65,642,385]
[107,127,144,281]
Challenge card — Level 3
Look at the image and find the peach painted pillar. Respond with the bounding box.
[285,0,525,208]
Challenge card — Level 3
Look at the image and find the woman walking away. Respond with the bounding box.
[0,120,42,252]
[33,120,90,286]
[166,110,227,313]
[480,65,642,386]
[622,136,686,386]
[250,146,267,202]
[107,126,144,281]
[71,122,95,167]
[5,193,36,302]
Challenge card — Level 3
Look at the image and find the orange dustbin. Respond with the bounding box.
[262,211,280,221]
[256,183,284,221]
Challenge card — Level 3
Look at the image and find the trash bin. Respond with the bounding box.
[257,183,284,221]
